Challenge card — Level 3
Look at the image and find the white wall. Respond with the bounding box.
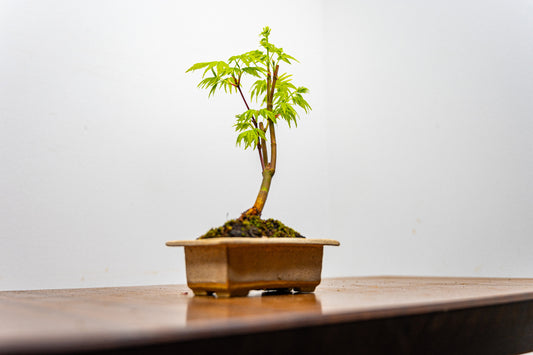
[0,0,531,291]
[323,0,533,278]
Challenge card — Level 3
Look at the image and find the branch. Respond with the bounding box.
[268,120,277,171]
[235,76,264,170]
[236,84,258,126]
[259,122,268,165]
[269,64,279,105]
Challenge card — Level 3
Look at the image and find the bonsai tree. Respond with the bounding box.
[187,27,311,238]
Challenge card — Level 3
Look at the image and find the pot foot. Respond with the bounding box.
[192,289,214,296]
[294,286,316,293]
[262,288,292,295]
[216,289,249,298]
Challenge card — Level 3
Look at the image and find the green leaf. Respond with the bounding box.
[215,61,227,75]
[292,94,311,113]
[208,83,218,97]
[197,76,217,89]
[233,119,253,132]
[250,79,268,103]
[242,67,261,77]
[279,53,298,64]
[186,62,212,73]
[256,128,267,141]
[236,129,259,150]
[261,27,271,38]
[257,109,276,122]
[277,73,293,83]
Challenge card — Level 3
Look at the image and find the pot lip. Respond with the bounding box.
[166,237,340,247]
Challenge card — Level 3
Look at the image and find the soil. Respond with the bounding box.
[198,215,305,239]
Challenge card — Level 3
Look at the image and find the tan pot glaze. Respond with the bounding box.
[166,238,340,297]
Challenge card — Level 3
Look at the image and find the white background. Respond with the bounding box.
[1,0,531,290]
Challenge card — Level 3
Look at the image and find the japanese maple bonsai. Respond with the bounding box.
[186,26,311,239]
[166,27,338,297]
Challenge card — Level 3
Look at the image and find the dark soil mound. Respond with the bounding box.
[198,215,305,239]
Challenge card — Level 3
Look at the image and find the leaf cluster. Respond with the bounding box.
[186,26,311,151]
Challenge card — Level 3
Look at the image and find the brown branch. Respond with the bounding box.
[266,69,272,109]
[265,64,279,171]
[235,78,263,170]
[259,122,268,165]
[268,120,277,171]
[236,84,258,126]
[236,80,250,109]
[269,64,279,106]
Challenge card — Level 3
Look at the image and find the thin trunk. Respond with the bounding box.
[240,64,279,218]
[242,168,274,217]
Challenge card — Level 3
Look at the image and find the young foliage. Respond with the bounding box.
[186,26,311,152]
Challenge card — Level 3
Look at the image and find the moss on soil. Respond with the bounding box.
[198,215,305,239]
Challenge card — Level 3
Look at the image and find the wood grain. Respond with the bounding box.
[1,276,533,354]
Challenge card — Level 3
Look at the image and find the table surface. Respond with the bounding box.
[2,276,533,353]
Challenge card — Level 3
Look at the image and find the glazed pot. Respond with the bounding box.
[166,238,340,297]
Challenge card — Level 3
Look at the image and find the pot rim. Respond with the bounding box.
[166,237,340,247]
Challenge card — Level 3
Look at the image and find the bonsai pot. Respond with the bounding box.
[166,237,340,297]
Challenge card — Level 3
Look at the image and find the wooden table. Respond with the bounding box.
[1,277,533,354]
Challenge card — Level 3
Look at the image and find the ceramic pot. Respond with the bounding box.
[166,238,339,297]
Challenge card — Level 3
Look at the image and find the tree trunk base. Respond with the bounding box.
[239,207,261,220]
